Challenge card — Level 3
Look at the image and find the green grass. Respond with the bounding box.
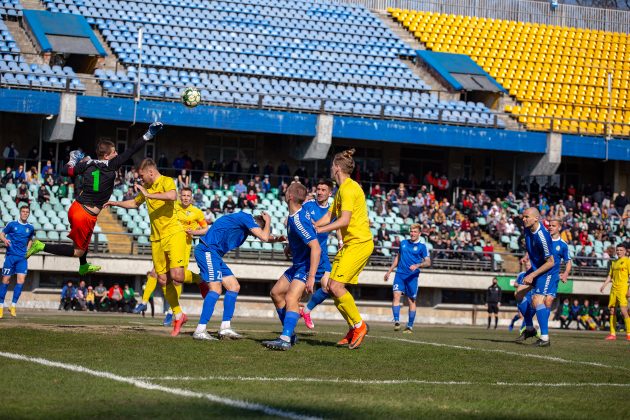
[0,312,628,419]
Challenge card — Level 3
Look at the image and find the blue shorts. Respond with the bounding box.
[393,272,419,300]
[194,247,233,283]
[2,254,27,276]
[526,268,560,298]
[282,265,308,283]
[315,260,331,283]
[515,273,534,300]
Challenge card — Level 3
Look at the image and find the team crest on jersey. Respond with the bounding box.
[414,246,418,251]
[556,245,561,251]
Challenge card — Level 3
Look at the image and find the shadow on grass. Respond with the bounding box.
[467,337,521,344]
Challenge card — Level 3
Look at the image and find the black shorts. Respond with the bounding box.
[487,303,499,314]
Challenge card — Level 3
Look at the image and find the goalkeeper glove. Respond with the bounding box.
[143,121,164,141]
[68,150,85,167]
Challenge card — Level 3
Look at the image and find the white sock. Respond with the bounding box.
[220,321,230,330]
[279,335,290,342]
[541,334,549,341]
[303,307,311,314]
[174,312,182,321]
[195,324,206,334]
[10,303,16,308]
[354,321,363,329]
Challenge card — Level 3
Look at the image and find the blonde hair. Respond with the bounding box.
[410,223,421,231]
[333,148,356,175]
[287,182,308,204]
[138,158,157,171]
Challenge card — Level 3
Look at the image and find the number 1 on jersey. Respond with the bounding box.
[93,169,100,192]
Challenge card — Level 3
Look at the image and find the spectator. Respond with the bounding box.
[26,166,38,185]
[209,194,221,214]
[3,141,18,168]
[237,192,249,209]
[193,188,204,208]
[75,280,88,311]
[578,299,596,330]
[557,298,571,329]
[233,179,247,196]
[200,172,211,190]
[248,161,260,175]
[177,169,191,188]
[246,189,259,209]
[399,199,410,220]
[44,168,55,187]
[377,223,390,242]
[569,299,581,330]
[86,286,96,311]
[15,183,29,206]
[59,280,75,311]
[37,184,50,205]
[122,284,136,312]
[107,283,124,312]
[370,183,382,197]
[14,164,26,182]
[614,191,628,216]
[203,207,215,225]
[1,166,14,186]
[41,160,53,178]
[157,153,168,168]
[94,281,107,311]
[590,300,603,329]
[222,196,236,213]
[261,175,271,194]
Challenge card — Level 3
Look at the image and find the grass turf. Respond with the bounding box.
[0,311,628,419]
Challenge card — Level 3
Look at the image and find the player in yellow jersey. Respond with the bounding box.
[314,148,373,349]
[600,244,630,341]
[133,187,209,324]
[105,158,189,337]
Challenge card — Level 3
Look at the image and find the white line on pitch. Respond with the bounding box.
[0,352,319,420]
[134,375,630,388]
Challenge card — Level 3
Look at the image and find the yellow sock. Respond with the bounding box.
[335,292,362,326]
[183,270,201,284]
[142,275,158,303]
[175,283,182,298]
[624,317,630,336]
[164,282,182,315]
[333,297,353,327]
[610,313,616,335]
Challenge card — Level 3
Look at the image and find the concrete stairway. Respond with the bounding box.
[19,0,45,10]
[4,21,44,65]
[97,210,134,254]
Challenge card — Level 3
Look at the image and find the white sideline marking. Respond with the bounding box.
[135,375,630,388]
[241,329,627,372]
[0,352,319,420]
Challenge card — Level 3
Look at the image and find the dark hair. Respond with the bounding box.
[96,139,115,159]
[317,178,334,189]
[180,187,193,194]
[253,215,267,229]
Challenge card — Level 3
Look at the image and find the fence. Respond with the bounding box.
[335,0,630,32]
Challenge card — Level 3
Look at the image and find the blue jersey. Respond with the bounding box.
[287,207,318,273]
[199,212,259,256]
[396,239,428,276]
[524,223,559,275]
[302,200,331,271]
[552,238,571,264]
[3,221,35,257]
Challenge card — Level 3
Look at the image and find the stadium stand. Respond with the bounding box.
[389,9,630,137]
[0,0,22,20]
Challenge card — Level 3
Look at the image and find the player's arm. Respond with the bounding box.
[187,226,209,236]
[384,254,399,282]
[135,184,176,201]
[316,210,350,234]
[523,255,555,285]
[414,256,431,270]
[561,259,572,283]
[108,122,164,170]
[61,153,90,177]
[249,212,279,242]
[0,229,10,247]
[104,199,140,209]
[313,210,332,228]
[306,239,321,294]
[336,229,343,249]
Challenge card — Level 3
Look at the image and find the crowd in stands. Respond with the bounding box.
[59,280,137,312]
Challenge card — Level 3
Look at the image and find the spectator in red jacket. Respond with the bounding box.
[107,283,124,312]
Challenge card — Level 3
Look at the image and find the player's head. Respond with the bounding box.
[285,182,308,206]
[315,179,333,204]
[615,244,627,258]
[96,139,117,160]
[18,205,30,222]
[331,148,355,179]
[180,187,193,206]
[521,207,540,229]
[253,215,267,230]
[492,277,497,286]
[409,223,421,242]
[138,158,159,184]
[548,218,562,236]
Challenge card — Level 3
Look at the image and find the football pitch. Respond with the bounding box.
[0,312,628,419]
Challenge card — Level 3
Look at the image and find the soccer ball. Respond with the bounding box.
[181,87,201,108]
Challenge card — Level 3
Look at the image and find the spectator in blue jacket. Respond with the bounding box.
[60,280,76,311]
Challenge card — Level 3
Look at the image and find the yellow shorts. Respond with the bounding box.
[330,240,374,285]
[608,289,629,308]
[151,231,188,275]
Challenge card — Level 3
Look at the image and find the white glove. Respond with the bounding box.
[68,150,85,167]
[143,122,164,141]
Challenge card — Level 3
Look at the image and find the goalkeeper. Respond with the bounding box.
[26,122,164,275]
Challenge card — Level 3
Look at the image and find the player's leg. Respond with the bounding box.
[134,268,158,313]
[165,232,189,336]
[515,273,537,342]
[9,272,26,317]
[0,273,10,319]
[403,276,418,332]
[301,271,330,330]
[494,305,499,329]
[392,275,403,330]
[531,293,551,346]
[271,273,291,323]
[264,277,305,350]
[619,294,630,340]
[218,273,242,339]
[193,281,222,341]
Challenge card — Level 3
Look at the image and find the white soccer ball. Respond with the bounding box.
[181,87,201,108]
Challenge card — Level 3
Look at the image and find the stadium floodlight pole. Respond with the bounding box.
[132,26,144,126]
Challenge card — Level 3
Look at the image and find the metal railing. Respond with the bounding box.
[337,0,630,32]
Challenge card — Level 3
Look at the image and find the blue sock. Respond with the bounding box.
[0,283,8,305]
[306,288,329,311]
[222,290,238,322]
[408,310,416,328]
[276,307,286,325]
[518,298,534,328]
[11,283,23,305]
[392,305,401,322]
[199,291,220,325]
[536,304,549,337]
[281,311,300,340]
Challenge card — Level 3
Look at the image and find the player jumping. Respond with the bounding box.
[189,211,283,341]
[0,205,35,318]
[383,223,430,333]
[600,244,630,341]
[314,148,373,349]
[265,182,321,350]
[26,122,164,275]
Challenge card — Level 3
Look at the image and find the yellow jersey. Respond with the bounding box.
[175,201,207,231]
[331,177,372,245]
[135,175,183,241]
[608,256,629,291]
